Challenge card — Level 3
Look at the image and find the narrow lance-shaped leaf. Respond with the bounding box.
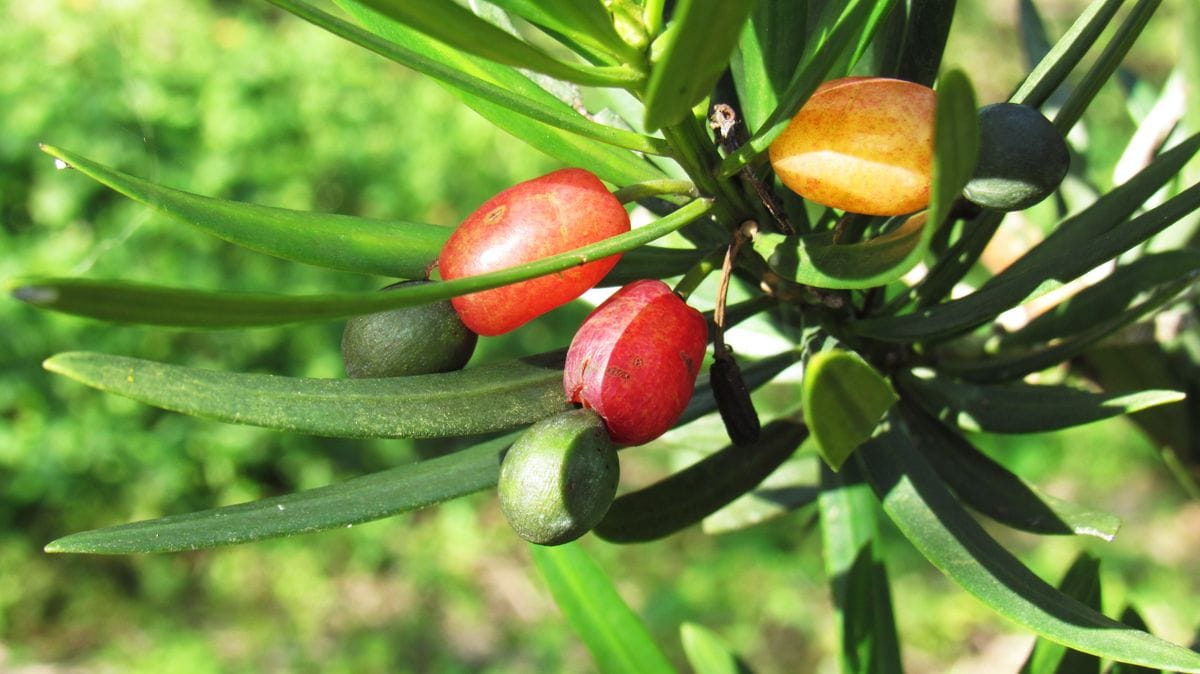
[641,0,757,130]
[485,0,642,64]
[351,0,641,88]
[43,351,570,439]
[851,138,1200,343]
[10,198,714,327]
[595,419,808,543]
[1019,553,1104,674]
[42,351,790,555]
[803,350,897,471]
[731,0,808,131]
[856,412,1200,672]
[896,369,1185,434]
[896,402,1122,540]
[679,623,747,674]
[875,0,957,87]
[927,69,980,232]
[1010,0,1124,108]
[718,0,885,178]
[277,0,673,184]
[819,463,903,674]
[45,434,514,554]
[530,543,678,674]
[42,145,448,278]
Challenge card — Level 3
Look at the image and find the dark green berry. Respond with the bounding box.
[964,102,1070,211]
[498,409,619,546]
[340,280,477,378]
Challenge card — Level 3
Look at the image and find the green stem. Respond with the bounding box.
[612,179,698,204]
[672,246,726,300]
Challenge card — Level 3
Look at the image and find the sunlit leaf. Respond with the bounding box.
[1019,553,1104,674]
[595,419,808,542]
[45,434,513,554]
[897,370,1184,434]
[731,0,808,131]
[927,69,980,232]
[803,351,897,470]
[530,543,678,674]
[641,0,757,130]
[486,0,641,64]
[897,403,1122,540]
[41,145,448,278]
[680,623,746,674]
[1010,0,1123,108]
[10,198,714,327]
[856,413,1200,672]
[44,351,570,439]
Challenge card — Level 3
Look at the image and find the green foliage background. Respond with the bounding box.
[1,1,1196,671]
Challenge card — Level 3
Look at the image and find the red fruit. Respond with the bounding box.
[438,168,631,336]
[564,279,708,446]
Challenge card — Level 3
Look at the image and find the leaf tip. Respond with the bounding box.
[10,283,58,306]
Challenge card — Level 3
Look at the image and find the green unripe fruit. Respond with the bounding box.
[963,103,1070,211]
[498,409,620,546]
[340,280,477,378]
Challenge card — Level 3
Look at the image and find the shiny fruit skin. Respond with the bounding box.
[498,409,619,546]
[769,76,936,216]
[341,280,477,378]
[964,103,1069,211]
[564,279,708,446]
[438,168,631,336]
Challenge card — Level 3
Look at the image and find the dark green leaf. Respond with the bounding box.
[641,0,757,130]
[530,543,678,674]
[875,0,957,87]
[702,454,819,535]
[601,245,708,286]
[754,212,931,290]
[927,69,980,231]
[10,198,714,327]
[897,370,1184,434]
[1010,0,1123,108]
[43,351,570,439]
[856,413,1200,672]
[731,0,808,131]
[284,0,673,184]
[680,623,747,674]
[819,463,902,674]
[595,419,808,543]
[1001,250,1200,348]
[350,0,641,87]
[45,435,512,554]
[851,138,1200,343]
[803,350,897,470]
[1020,553,1104,674]
[718,0,885,177]
[486,0,641,64]
[937,273,1196,383]
[41,145,448,278]
[1052,0,1162,134]
[897,403,1121,540]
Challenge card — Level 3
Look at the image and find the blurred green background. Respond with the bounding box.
[1,1,1196,672]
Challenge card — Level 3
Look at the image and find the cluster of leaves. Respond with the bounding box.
[10,0,1200,672]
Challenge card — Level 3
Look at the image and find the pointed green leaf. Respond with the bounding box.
[927,69,980,232]
[1002,250,1200,349]
[680,623,746,674]
[702,453,819,535]
[1010,0,1123,108]
[10,198,714,327]
[43,351,570,439]
[819,463,902,674]
[851,138,1200,343]
[1109,607,1166,674]
[803,351,897,471]
[730,0,808,131]
[486,0,641,64]
[641,0,757,130]
[595,419,808,543]
[278,0,672,184]
[897,370,1185,434]
[897,403,1121,540]
[875,0,957,87]
[530,542,678,674]
[41,145,448,278]
[350,0,641,87]
[718,0,884,178]
[45,434,512,554]
[856,413,1200,672]
[1020,553,1104,674]
[754,212,931,290]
